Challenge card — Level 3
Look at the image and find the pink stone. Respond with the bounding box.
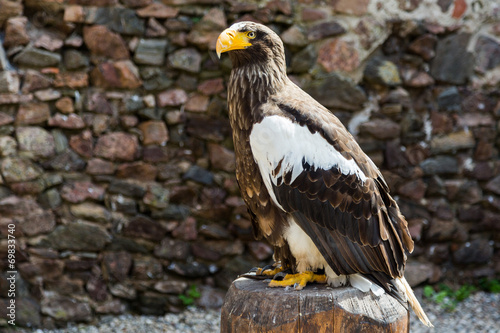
[136,3,179,18]
[317,38,359,73]
[83,25,129,60]
[60,181,105,203]
[91,61,142,89]
[64,5,85,22]
[86,158,116,175]
[69,130,94,158]
[185,93,210,112]
[197,78,224,95]
[94,132,138,161]
[301,8,328,22]
[34,34,64,52]
[48,113,85,129]
[333,0,370,16]
[452,0,467,18]
[0,112,14,126]
[404,71,435,87]
[4,16,30,48]
[208,143,235,172]
[54,71,89,89]
[116,161,158,181]
[16,103,50,125]
[138,120,168,145]
[172,216,198,241]
[157,88,188,107]
[55,97,75,113]
[120,115,139,128]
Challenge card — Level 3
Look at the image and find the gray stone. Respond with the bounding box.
[16,126,56,158]
[430,33,474,84]
[0,71,19,93]
[0,136,17,156]
[19,210,56,236]
[474,35,500,73]
[280,25,308,48]
[140,67,173,91]
[151,204,190,220]
[0,43,9,70]
[143,184,169,209]
[16,297,42,328]
[85,7,145,35]
[41,292,92,322]
[44,150,86,171]
[453,239,493,265]
[102,251,132,281]
[166,261,212,278]
[70,202,111,223]
[430,131,475,154]
[307,21,345,41]
[291,44,317,73]
[122,215,166,241]
[132,256,163,279]
[196,286,225,309]
[437,87,461,112]
[64,49,90,70]
[168,48,201,73]
[183,165,214,185]
[107,194,137,214]
[1,157,42,183]
[360,118,401,140]
[108,179,147,198]
[420,156,458,175]
[304,74,367,111]
[404,262,440,287]
[154,237,190,260]
[364,57,401,87]
[134,39,168,65]
[485,175,500,195]
[154,280,187,294]
[13,45,62,67]
[45,222,111,251]
[38,188,62,209]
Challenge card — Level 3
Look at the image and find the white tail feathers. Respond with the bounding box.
[394,276,434,327]
[350,274,385,296]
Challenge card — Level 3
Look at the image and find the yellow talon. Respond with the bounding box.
[256,266,285,276]
[268,271,327,290]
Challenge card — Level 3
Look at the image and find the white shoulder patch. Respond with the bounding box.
[249,115,367,209]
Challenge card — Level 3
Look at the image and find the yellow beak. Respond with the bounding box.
[216,28,252,58]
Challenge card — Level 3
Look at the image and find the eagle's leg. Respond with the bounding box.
[268,271,327,290]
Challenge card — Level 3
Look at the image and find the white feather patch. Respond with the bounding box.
[249,115,367,209]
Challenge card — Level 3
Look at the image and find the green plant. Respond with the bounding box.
[178,284,201,306]
[423,283,476,311]
[479,278,500,293]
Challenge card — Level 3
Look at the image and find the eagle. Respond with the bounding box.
[216,22,432,327]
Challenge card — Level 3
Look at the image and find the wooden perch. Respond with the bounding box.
[221,277,409,333]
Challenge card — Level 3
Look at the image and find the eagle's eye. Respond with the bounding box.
[247,31,256,39]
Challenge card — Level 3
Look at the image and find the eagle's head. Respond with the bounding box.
[216,22,285,68]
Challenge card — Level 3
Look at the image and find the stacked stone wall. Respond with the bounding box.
[0,0,499,328]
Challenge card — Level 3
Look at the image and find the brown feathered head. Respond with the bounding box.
[216,22,285,68]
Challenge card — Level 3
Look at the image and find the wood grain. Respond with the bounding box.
[220,277,409,333]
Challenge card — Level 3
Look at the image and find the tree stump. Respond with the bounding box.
[221,277,409,333]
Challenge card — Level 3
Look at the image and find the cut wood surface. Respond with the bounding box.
[220,277,409,333]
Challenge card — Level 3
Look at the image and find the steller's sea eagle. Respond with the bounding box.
[216,21,432,327]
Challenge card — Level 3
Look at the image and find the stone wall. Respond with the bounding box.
[0,0,499,328]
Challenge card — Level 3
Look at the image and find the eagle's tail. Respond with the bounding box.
[394,276,433,327]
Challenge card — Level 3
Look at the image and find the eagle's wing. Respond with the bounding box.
[249,101,414,289]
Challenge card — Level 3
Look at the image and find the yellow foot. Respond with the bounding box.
[255,264,284,276]
[268,271,327,290]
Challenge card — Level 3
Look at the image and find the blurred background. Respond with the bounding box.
[0,0,499,329]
